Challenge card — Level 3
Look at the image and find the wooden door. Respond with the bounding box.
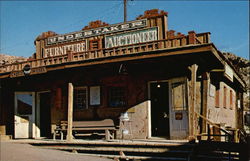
[169,78,189,139]
[39,92,51,138]
[150,82,170,138]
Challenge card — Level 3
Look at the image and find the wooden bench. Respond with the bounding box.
[53,119,117,141]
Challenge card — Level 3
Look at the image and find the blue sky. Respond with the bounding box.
[0,1,249,59]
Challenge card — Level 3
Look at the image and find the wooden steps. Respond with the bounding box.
[189,141,244,161]
[31,140,193,161]
[76,153,188,161]
[29,140,246,161]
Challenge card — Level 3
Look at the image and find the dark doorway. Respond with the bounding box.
[150,82,170,138]
[39,92,51,138]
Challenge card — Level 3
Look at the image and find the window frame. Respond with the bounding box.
[223,86,227,108]
[215,87,220,108]
[73,86,88,110]
[108,86,127,108]
[229,90,234,110]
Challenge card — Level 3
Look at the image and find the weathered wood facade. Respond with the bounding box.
[0,9,245,141]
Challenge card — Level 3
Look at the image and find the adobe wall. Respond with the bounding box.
[207,82,237,128]
[117,101,150,139]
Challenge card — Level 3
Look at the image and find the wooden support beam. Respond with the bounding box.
[66,83,74,141]
[188,64,198,140]
[201,72,210,138]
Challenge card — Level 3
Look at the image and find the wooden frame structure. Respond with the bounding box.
[0,9,245,141]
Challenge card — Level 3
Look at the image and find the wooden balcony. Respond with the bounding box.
[0,32,210,75]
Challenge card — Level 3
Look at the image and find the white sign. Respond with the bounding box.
[237,99,241,109]
[224,63,234,82]
[105,27,158,48]
[90,86,101,105]
[47,19,147,45]
[44,41,86,58]
[209,84,215,97]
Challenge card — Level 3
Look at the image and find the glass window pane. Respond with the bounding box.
[74,87,87,109]
[109,87,126,107]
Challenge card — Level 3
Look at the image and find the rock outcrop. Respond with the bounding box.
[0,54,27,65]
[223,52,249,89]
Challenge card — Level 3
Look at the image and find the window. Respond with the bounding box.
[223,86,227,108]
[215,88,220,108]
[109,87,126,107]
[74,87,88,110]
[230,90,234,110]
[171,81,187,110]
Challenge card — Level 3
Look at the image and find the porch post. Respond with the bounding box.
[201,72,210,138]
[189,64,198,140]
[66,83,74,141]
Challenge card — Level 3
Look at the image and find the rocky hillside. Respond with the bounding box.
[223,52,250,89]
[0,54,27,65]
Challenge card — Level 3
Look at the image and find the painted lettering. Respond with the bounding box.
[46,19,147,45]
[44,41,86,58]
[105,27,158,48]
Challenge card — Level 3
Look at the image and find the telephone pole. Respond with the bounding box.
[124,0,127,22]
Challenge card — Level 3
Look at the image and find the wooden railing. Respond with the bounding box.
[194,111,237,142]
[0,32,210,74]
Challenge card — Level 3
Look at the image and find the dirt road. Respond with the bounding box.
[0,141,112,161]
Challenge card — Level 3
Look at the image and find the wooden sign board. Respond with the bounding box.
[224,63,234,82]
[10,67,47,78]
[105,27,158,48]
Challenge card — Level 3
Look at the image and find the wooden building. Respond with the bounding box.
[0,9,246,141]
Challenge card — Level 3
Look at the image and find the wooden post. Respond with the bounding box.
[189,64,198,140]
[202,72,210,138]
[66,83,74,141]
[207,124,211,141]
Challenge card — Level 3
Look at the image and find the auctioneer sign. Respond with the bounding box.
[105,27,158,48]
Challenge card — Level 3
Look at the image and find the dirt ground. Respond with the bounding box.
[0,141,113,161]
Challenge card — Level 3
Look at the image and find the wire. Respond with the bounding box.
[107,1,123,23]
[90,1,123,24]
